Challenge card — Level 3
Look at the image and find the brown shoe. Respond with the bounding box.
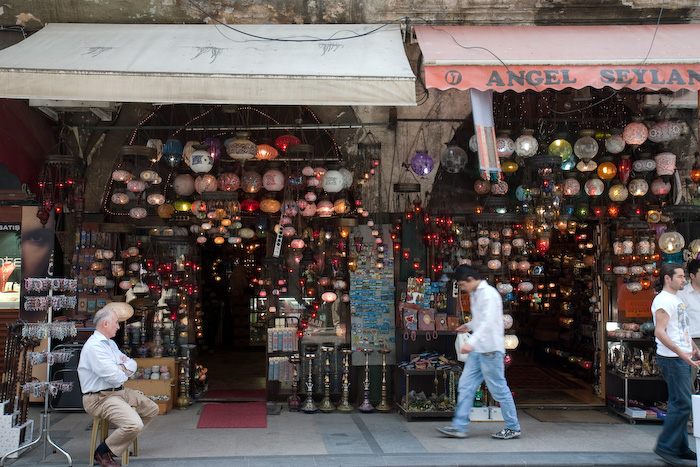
[94,449,119,467]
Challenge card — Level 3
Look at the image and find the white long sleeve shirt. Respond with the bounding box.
[465,280,506,353]
[77,331,136,394]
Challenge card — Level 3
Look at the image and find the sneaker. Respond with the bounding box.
[492,428,521,440]
[436,426,468,438]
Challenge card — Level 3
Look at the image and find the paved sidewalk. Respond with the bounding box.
[0,404,681,466]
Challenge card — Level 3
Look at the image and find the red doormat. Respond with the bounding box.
[200,389,266,401]
[197,402,267,429]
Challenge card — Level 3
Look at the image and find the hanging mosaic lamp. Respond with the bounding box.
[322,169,345,193]
[256,143,279,161]
[628,178,649,197]
[274,134,301,152]
[596,161,617,180]
[654,152,677,176]
[573,130,599,162]
[584,178,604,196]
[172,174,195,196]
[241,171,262,193]
[262,168,285,192]
[658,231,685,254]
[217,172,240,191]
[226,132,258,162]
[650,177,671,196]
[605,131,625,154]
[608,184,629,202]
[648,120,681,143]
[496,132,515,158]
[617,155,632,184]
[623,118,648,146]
[549,137,573,160]
[562,178,581,196]
[162,139,183,167]
[188,147,215,174]
[514,129,538,158]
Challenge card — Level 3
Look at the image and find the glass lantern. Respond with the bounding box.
[658,231,685,254]
[573,130,599,162]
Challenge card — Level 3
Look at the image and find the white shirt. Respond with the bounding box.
[652,290,691,357]
[465,280,506,353]
[77,331,136,394]
[678,283,700,338]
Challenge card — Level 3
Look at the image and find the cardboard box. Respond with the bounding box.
[624,407,647,419]
[124,357,177,414]
[469,407,490,421]
[489,406,504,421]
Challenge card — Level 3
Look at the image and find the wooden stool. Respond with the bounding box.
[89,416,138,466]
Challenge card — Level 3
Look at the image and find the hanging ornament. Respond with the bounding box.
[410,151,434,176]
[441,145,468,173]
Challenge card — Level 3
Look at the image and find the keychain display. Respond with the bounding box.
[23,278,77,293]
[21,380,74,398]
[24,295,77,312]
[26,350,75,366]
[21,322,77,340]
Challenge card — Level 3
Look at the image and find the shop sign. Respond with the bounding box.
[616,280,655,319]
[0,224,20,231]
[425,65,700,93]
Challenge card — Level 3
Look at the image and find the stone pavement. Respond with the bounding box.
[0,404,683,466]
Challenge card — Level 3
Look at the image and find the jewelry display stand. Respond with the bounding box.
[1,278,77,466]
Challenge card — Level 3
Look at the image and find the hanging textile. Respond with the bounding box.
[470,89,501,180]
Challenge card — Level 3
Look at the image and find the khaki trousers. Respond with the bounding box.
[83,387,159,456]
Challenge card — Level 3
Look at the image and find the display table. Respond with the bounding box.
[124,357,177,414]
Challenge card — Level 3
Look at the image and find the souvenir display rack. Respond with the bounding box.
[1,278,77,466]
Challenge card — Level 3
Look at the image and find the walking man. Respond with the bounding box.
[652,262,699,466]
[678,259,700,384]
[437,264,521,440]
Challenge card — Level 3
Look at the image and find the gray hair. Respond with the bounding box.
[94,308,117,328]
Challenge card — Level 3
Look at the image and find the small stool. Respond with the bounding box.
[89,416,138,466]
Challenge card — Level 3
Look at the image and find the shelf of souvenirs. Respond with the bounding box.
[606,369,662,381]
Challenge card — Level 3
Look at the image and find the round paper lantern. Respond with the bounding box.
[659,231,685,254]
[549,138,573,160]
[316,200,334,217]
[262,169,285,192]
[256,143,279,160]
[301,202,316,217]
[129,207,147,219]
[226,132,257,162]
[584,178,604,196]
[605,133,625,154]
[623,120,648,145]
[497,283,514,295]
[217,172,240,191]
[127,180,146,193]
[194,174,218,194]
[514,130,538,158]
[596,162,617,180]
[628,178,649,197]
[608,184,629,202]
[260,198,281,213]
[562,178,581,196]
[157,204,175,218]
[648,120,681,143]
[573,133,598,161]
[162,139,183,167]
[496,133,515,158]
[441,145,468,173]
[654,152,677,176]
[650,177,671,196]
[410,152,434,176]
[173,174,195,196]
[241,171,262,193]
[322,170,344,193]
[474,180,491,195]
[518,281,534,293]
[240,199,259,212]
[112,169,133,182]
[173,199,192,212]
[111,192,129,205]
[338,168,354,189]
[188,148,214,174]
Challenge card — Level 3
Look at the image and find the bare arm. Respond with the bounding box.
[655,308,699,367]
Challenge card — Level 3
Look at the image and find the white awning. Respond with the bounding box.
[0,23,416,106]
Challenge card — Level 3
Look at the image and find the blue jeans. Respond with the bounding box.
[452,351,520,433]
[656,356,693,456]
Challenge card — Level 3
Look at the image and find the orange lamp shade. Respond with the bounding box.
[596,162,617,180]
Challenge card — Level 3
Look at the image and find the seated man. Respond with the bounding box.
[78,308,159,467]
